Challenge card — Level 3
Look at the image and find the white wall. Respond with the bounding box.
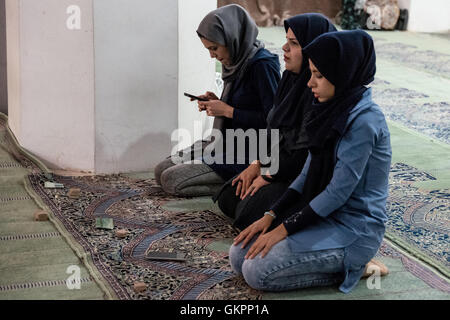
[93,0,217,173]
[6,0,95,171]
[6,0,217,173]
[0,0,7,115]
[5,0,19,132]
[177,0,217,151]
[93,0,180,173]
[397,0,410,9]
[400,0,450,33]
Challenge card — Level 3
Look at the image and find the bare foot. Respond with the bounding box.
[362,259,389,278]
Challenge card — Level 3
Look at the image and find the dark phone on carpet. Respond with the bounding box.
[145,251,186,262]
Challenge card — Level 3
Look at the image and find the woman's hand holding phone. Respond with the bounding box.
[188,91,233,118]
[196,91,218,101]
[193,91,218,112]
[198,98,234,119]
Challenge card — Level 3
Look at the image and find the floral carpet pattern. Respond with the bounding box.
[370,83,450,144]
[386,163,450,277]
[26,170,450,299]
[372,39,450,78]
[27,173,262,300]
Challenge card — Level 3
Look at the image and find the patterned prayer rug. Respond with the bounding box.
[26,173,262,300]
[370,81,450,145]
[386,163,450,278]
[3,109,449,298]
[373,39,450,79]
[25,171,450,299]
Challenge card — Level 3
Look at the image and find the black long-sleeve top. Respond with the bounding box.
[206,48,281,180]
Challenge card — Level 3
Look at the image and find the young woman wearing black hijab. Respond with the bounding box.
[214,13,337,231]
[230,30,392,294]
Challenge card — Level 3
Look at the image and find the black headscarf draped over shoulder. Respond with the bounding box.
[299,30,376,206]
[304,30,376,96]
[302,30,376,148]
[266,13,336,152]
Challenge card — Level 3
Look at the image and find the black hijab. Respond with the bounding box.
[299,30,376,206]
[266,13,336,152]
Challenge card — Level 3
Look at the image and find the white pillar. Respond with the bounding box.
[399,0,450,33]
[178,0,217,151]
[6,0,217,173]
[0,0,7,115]
[6,0,95,171]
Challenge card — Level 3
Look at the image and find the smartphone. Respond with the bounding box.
[145,251,186,262]
[184,92,209,102]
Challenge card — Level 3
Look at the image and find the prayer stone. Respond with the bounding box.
[115,229,128,238]
[133,282,147,293]
[34,210,49,221]
[68,188,81,199]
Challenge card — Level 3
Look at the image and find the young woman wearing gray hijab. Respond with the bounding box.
[155,4,281,197]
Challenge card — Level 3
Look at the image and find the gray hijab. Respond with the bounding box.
[197,4,264,104]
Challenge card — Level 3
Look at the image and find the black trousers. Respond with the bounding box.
[215,180,293,231]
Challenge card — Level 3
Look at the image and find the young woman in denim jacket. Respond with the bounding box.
[230,30,392,293]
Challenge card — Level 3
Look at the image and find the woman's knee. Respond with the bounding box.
[216,184,239,219]
[241,257,267,290]
[160,165,223,196]
[229,234,259,275]
[228,244,247,275]
[242,246,346,291]
[160,166,180,194]
[154,158,175,185]
[240,240,292,291]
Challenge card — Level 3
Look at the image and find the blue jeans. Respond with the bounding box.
[229,237,345,291]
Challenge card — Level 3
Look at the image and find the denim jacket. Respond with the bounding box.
[287,88,392,293]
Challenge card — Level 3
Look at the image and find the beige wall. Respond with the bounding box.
[93,0,179,173]
[0,0,7,115]
[6,0,217,173]
[93,0,217,173]
[5,0,20,135]
[177,0,217,150]
[407,0,450,33]
[6,0,95,171]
